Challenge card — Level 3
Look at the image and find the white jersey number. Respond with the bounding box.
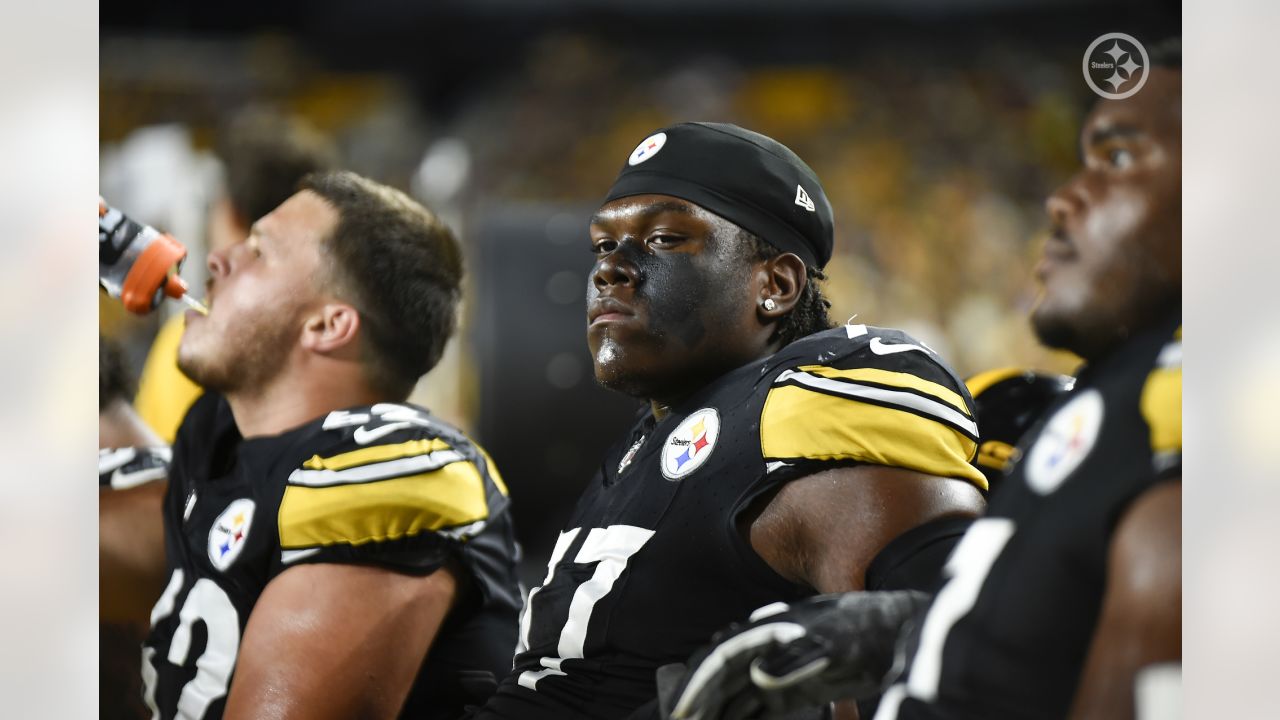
[517,524,654,690]
[875,518,1015,719]
[142,569,241,719]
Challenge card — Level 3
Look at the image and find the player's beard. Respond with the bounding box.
[178,312,299,395]
[1031,246,1178,361]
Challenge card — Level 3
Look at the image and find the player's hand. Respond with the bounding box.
[662,591,930,720]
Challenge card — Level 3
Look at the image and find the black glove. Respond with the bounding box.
[662,591,930,720]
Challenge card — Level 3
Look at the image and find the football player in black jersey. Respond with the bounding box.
[666,41,1182,720]
[99,171,522,720]
[473,123,987,720]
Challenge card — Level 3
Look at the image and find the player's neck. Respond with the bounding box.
[648,340,783,421]
[225,364,384,439]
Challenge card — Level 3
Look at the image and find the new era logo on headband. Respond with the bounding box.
[795,185,816,212]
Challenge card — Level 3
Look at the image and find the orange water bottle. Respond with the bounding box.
[99,198,205,315]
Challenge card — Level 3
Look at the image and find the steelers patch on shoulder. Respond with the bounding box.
[208,498,256,571]
[1023,389,1104,495]
[628,132,668,166]
[661,407,720,480]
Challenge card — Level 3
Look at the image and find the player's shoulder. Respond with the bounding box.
[772,323,969,393]
[275,402,510,567]
[759,324,985,487]
[766,324,976,431]
[307,402,478,452]
[293,401,507,495]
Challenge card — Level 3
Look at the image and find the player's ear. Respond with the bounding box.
[301,302,361,354]
[757,252,806,321]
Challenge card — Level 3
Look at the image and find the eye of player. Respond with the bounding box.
[646,233,685,249]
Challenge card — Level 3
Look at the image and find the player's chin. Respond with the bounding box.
[593,372,657,400]
[591,355,660,399]
[1030,303,1084,354]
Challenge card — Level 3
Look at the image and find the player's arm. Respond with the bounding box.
[663,469,978,720]
[749,466,983,720]
[1068,480,1181,720]
[99,447,169,625]
[224,562,458,720]
[750,341,988,593]
[747,464,984,594]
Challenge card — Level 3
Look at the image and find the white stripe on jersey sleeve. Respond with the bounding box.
[776,369,980,438]
[286,449,467,487]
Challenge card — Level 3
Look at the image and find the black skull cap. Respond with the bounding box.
[603,122,834,268]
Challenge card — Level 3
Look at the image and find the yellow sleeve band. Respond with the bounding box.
[279,460,489,550]
[1141,365,1182,454]
[761,384,987,490]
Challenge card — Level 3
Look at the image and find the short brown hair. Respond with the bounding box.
[300,171,463,399]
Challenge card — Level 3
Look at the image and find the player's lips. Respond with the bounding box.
[588,297,637,326]
[1036,228,1077,281]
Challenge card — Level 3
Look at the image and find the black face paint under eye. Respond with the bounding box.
[640,250,709,349]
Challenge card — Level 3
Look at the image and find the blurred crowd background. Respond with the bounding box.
[100,0,1179,583]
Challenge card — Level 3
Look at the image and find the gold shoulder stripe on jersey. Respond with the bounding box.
[302,438,453,471]
[290,448,466,487]
[761,383,987,490]
[279,460,490,549]
[796,365,972,416]
[963,367,1025,399]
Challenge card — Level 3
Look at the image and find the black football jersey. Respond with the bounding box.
[141,393,522,720]
[476,325,987,720]
[875,312,1182,720]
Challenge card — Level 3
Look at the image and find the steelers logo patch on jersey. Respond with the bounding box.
[208,498,256,571]
[662,407,720,480]
[1023,389,1105,495]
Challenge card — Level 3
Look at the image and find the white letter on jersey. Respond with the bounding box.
[876,518,1015,719]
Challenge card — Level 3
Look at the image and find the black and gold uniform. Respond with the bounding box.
[477,324,986,720]
[143,393,522,720]
[875,311,1182,720]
